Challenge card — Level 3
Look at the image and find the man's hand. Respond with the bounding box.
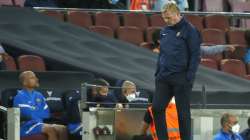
[226,45,237,52]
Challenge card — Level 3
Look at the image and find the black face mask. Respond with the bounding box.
[94,94,108,102]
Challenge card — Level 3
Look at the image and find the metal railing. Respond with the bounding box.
[33,7,250,18]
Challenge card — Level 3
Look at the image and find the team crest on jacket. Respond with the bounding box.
[36,98,41,103]
[176,32,181,37]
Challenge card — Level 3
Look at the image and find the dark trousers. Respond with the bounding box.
[152,72,192,140]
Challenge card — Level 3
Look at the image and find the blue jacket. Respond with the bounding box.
[214,130,243,140]
[13,89,50,122]
[244,48,250,64]
[155,18,201,82]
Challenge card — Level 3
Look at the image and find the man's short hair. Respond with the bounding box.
[220,113,235,127]
[161,2,180,14]
[245,30,250,48]
[19,71,34,84]
[92,78,110,93]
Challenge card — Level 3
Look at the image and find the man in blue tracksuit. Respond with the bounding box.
[13,71,68,140]
[152,3,201,140]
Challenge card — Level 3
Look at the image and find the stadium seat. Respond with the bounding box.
[95,12,120,31]
[146,26,162,43]
[3,55,17,71]
[220,59,247,77]
[21,134,47,140]
[0,0,13,6]
[201,29,226,44]
[67,11,93,28]
[14,0,24,6]
[224,46,246,60]
[117,26,145,46]
[149,14,165,27]
[185,15,204,31]
[200,58,218,70]
[18,55,46,72]
[41,11,64,21]
[89,26,114,38]
[202,0,225,12]
[123,13,149,30]
[205,15,230,31]
[227,30,246,46]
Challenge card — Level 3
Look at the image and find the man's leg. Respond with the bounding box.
[42,124,58,140]
[173,83,192,140]
[152,79,173,140]
[52,124,68,140]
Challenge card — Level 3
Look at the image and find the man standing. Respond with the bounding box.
[153,3,201,140]
[214,113,243,140]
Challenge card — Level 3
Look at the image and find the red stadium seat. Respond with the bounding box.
[42,11,64,21]
[0,0,13,6]
[18,55,46,72]
[220,59,247,77]
[89,26,114,38]
[205,15,230,31]
[123,13,149,30]
[149,14,165,27]
[95,12,120,31]
[3,55,17,71]
[203,0,225,12]
[185,15,204,31]
[200,58,218,70]
[202,29,226,44]
[21,134,47,140]
[117,26,145,46]
[146,26,162,43]
[227,30,246,46]
[67,11,93,28]
[224,46,246,60]
[14,0,24,6]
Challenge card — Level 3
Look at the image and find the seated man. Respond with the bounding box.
[114,80,148,108]
[213,113,243,140]
[13,71,68,140]
[88,78,117,108]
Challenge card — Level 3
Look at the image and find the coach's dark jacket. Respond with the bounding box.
[155,18,201,83]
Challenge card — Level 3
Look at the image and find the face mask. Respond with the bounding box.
[126,94,136,102]
[231,123,240,133]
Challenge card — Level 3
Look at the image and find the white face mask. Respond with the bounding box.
[231,123,240,133]
[126,94,136,102]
